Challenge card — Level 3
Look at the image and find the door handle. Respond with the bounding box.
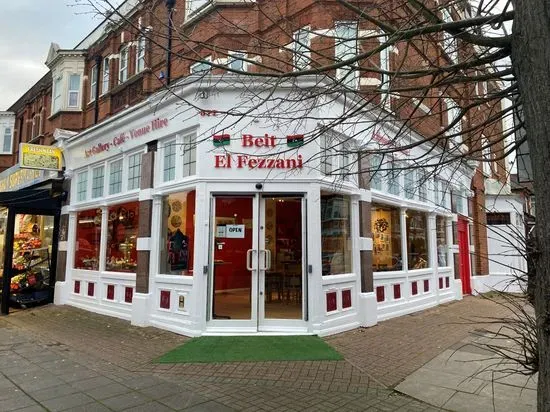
[264,249,272,270]
[246,249,255,271]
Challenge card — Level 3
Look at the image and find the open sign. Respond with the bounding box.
[226,224,245,238]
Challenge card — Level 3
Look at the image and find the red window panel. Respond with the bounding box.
[74,280,81,294]
[393,284,401,300]
[439,277,444,289]
[411,281,418,296]
[376,286,385,302]
[106,284,115,300]
[445,277,450,288]
[342,289,352,309]
[326,291,337,312]
[124,287,133,303]
[424,279,430,292]
[87,282,95,297]
[160,290,171,310]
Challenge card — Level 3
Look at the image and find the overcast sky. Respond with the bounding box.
[0,1,102,111]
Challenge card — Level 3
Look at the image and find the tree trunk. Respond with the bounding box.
[511,2,550,410]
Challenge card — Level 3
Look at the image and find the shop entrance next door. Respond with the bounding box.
[208,195,307,332]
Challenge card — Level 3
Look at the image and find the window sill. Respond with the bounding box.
[48,109,82,121]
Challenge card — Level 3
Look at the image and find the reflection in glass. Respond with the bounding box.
[407,211,429,270]
[105,202,139,272]
[372,204,402,271]
[160,190,196,275]
[436,216,448,266]
[321,194,352,276]
[74,209,102,270]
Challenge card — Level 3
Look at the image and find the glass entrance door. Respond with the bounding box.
[209,194,306,331]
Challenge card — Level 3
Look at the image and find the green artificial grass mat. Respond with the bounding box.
[155,335,343,363]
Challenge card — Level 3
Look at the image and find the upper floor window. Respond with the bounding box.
[379,33,391,110]
[53,77,62,113]
[186,0,209,17]
[119,46,129,83]
[441,8,458,63]
[136,37,146,72]
[163,140,177,182]
[228,51,247,72]
[128,152,142,190]
[482,137,493,176]
[91,166,105,199]
[293,28,310,71]
[102,58,110,94]
[445,98,462,144]
[77,171,88,202]
[90,65,98,102]
[68,74,81,108]
[370,154,383,190]
[334,21,359,89]
[108,159,123,195]
[2,127,12,154]
[31,112,42,140]
[190,56,212,74]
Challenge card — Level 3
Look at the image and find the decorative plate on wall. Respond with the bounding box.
[172,200,182,212]
[171,215,182,228]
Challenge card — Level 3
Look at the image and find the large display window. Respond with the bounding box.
[106,202,139,272]
[406,211,429,270]
[372,204,402,271]
[74,209,102,270]
[321,194,352,276]
[160,190,195,275]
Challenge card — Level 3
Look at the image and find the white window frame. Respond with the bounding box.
[119,46,129,84]
[76,171,88,202]
[1,127,13,154]
[370,153,383,191]
[227,51,247,72]
[379,33,391,110]
[91,165,105,199]
[68,74,81,108]
[108,158,123,195]
[102,58,110,94]
[53,76,62,113]
[404,168,415,199]
[127,151,142,191]
[136,37,146,72]
[387,158,400,196]
[334,21,359,89]
[186,0,210,18]
[162,139,177,183]
[445,98,462,144]
[293,27,311,71]
[182,134,197,178]
[90,65,98,102]
[190,56,212,74]
[441,8,458,63]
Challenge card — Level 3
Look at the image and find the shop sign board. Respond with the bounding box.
[19,143,63,171]
[0,167,44,192]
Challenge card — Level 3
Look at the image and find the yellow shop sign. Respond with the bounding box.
[19,143,63,171]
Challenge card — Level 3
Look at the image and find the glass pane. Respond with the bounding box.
[372,204,402,271]
[74,209,102,270]
[109,159,123,195]
[436,216,448,266]
[163,142,176,182]
[69,74,80,91]
[105,202,139,272]
[212,197,253,320]
[12,214,54,307]
[160,190,196,275]
[77,171,88,201]
[407,210,429,270]
[264,197,302,320]
[91,166,104,198]
[321,194,352,275]
[128,153,142,190]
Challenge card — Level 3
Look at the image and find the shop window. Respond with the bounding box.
[128,152,142,190]
[108,159,123,195]
[293,28,310,70]
[106,202,139,272]
[372,204,402,272]
[68,74,81,108]
[182,135,196,177]
[436,216,448,266]
[321,194,352,276]
[76,171,88,202]
[74,209,102,270]
[160,190,196,275]
[91,166,105,198]
[163,140,176,182]
[407,210,429,270]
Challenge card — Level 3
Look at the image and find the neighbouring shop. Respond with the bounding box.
[0,166,63,313]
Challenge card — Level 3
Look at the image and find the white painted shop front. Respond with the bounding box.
[54,80,472,336]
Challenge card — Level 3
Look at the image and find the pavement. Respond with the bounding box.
[0,295,537,411]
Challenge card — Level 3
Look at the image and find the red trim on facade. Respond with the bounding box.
[326,291,337,312]
[87,282,95,297]
[342,289,352,309]
[393,284,401,300]
[74,280,80,294]
[376,286,385,302]
[411,281,418,296]
[160,290,170,309]
[424,279,430,292]
[106,284,115,300]
[124,287,133,303]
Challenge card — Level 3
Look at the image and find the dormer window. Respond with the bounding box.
[119,46,129,83]
[68,74,81,108]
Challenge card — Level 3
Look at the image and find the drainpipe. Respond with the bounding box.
[165,0,176,86]
[93,55,102,124]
